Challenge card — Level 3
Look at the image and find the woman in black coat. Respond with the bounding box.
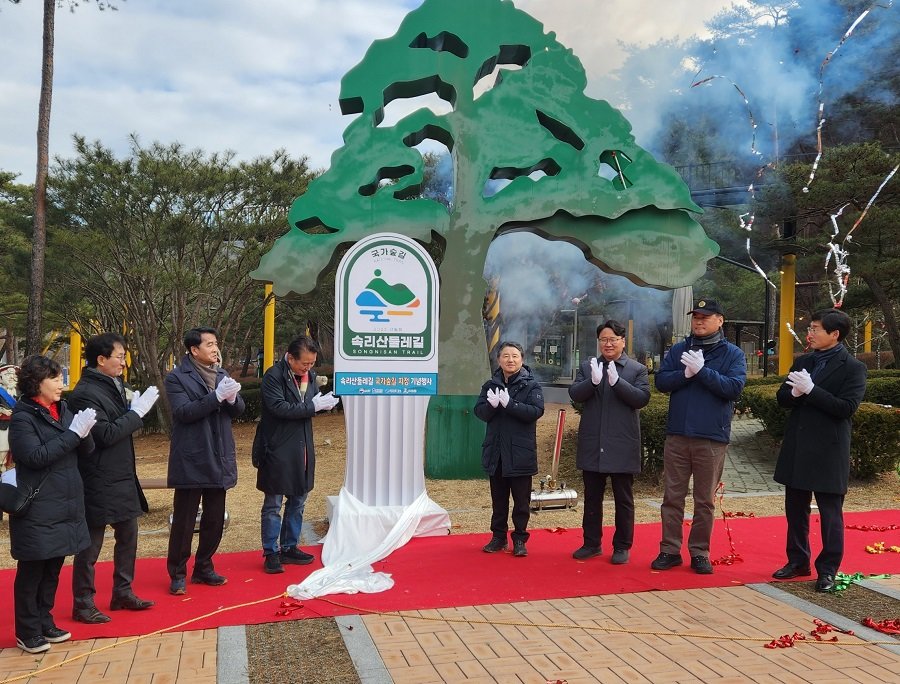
[8,356,96,654]
[474,341,544,558]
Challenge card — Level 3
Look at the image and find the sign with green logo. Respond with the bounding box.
[335,233,439,395]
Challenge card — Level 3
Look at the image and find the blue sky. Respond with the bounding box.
[0,0,732,180]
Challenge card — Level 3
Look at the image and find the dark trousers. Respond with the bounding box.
[581,471,635,551]
[14,556,65,639]
[166,488,226,581]
[488,472,532,544]
[784,485,844,576]
[72,518,139,611]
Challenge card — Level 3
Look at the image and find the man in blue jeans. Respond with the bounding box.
[252,336,338,573]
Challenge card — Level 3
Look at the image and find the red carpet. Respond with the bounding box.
[1,510,898,647]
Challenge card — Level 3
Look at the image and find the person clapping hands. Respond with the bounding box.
[215,377,241,404]
[130,386,160,418]
[786,368,814,397]
[68,407,97,438]
[312,391,339,412]
[680,349,705,378]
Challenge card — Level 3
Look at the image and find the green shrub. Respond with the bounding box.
[640,394,669,473]
[850,404,900,479]
[742,384,900,479]
[864,378,900,406]
[741,384,787,438]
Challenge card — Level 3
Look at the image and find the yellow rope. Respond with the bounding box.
[0,592,287,683]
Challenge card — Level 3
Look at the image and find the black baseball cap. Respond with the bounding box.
[689,299,724,316]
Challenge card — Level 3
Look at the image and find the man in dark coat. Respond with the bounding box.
[474,341,544,558]
[568,320,650,565]
[68,333,160,624]
[771,308,867,592]
[653,299,746,574]
[165,327,245,595]
[253,336,338,574]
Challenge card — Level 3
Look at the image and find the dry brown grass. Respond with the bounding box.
[1,402,897,570]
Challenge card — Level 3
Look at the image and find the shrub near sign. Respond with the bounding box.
[335,233,438,395]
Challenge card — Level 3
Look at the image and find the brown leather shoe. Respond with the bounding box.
[72,607,111,624]
[110,594,155,611]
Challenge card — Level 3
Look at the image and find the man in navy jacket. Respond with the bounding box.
[165,328,244,596]
[652,300,746,574]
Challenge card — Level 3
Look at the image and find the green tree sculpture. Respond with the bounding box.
[252,0,718,394]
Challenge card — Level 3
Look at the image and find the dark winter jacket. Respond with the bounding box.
[165,355,245,489]
[568,354,651,474]
[8,398,93,561]
[774,345,867,494]
[68,368,148,527]
[474,365,544,477]
[254,357,318,496]
[655,337,746,443]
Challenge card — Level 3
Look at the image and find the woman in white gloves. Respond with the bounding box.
[8,355,97,654]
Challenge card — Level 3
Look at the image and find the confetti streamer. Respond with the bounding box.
[691,75,777,290]
[824,164,899,307]
[802,1,894,192]
[785,322,806,349]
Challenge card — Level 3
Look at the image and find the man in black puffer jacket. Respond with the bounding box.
[68,333,160,624]
[474,341,544,558]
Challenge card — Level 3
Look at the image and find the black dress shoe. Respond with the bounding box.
[191,571,228,586]
[72,607,111,624]
[110,594,155,611]
[772,563,812,580]
[815,574,836,592]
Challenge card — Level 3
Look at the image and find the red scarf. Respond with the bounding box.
[32,396,60,422]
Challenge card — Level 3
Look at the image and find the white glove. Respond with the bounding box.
[590,357,603,385]
[606,361,619,386]
[130,386,159,418]
[68,408,97,438]
[312,391,339,412]
[498,387,510,408]
[786,369,814,396]
[486,388,500,408]
[681,349,705,378]
[215,377,240,403]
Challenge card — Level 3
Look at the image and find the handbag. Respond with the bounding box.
[0,470,49,517]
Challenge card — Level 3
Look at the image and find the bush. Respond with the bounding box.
[741,384,787,438]
[640,394,669,473]
[850,404,900,479]
[864,378,900,407]
[856,351,895,370]
[741,384,900,479]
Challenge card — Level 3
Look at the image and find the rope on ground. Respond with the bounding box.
[0,592,287,684]
[316,596,900,648]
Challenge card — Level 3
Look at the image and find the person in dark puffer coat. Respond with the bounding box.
[68,332,160,624]
[8,355,96,654]
[474,341,544,558]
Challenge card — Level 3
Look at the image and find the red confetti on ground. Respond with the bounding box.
[765,619,853,648]
[274,600,305,617]
[711,483,745,566]
[544,527,566,534]
[862,617,900,635]
[846,523,899,532]
[724,511,756,518]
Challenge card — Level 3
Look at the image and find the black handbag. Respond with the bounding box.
[0,470,49,517]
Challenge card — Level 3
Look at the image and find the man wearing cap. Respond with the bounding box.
[652,299,746,574]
